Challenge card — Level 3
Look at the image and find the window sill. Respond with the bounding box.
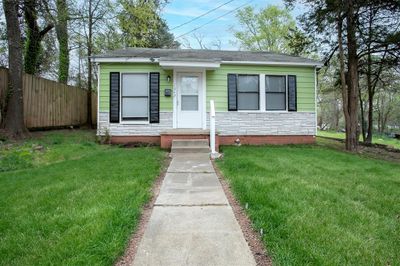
[237,110,288,113]
[119,120,150,125]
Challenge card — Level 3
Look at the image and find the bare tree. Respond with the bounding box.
[75,0,110,127]
[181,33,223,50]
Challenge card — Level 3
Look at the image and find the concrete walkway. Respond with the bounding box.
[133,153,256,266]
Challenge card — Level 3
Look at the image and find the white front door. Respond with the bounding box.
[176,72,203,128]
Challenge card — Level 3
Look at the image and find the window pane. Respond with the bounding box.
[238,75,259,92]
[266,93,286,110]
[266,76,285,92]
[122,74,148,96]
[181,76,199,95]
[238,92,259,110]
[122,98,148,118]
[181,95,198,111]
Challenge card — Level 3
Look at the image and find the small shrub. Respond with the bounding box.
[97,129,111,144]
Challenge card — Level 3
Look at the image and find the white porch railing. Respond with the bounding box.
[210,100,216,154]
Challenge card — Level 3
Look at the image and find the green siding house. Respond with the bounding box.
[92,48,322,148]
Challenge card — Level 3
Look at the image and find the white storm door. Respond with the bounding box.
[177,73,203,128]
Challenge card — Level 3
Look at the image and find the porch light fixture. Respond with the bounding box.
[167,75,171,82]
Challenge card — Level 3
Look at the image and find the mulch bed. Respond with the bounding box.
[212,160,273,266]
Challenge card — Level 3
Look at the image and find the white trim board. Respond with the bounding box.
[159,60,220,69]
[92,57,159,63]
[221,60,323,67]
[92,57,322,67]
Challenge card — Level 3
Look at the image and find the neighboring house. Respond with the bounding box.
[92,48,322,149]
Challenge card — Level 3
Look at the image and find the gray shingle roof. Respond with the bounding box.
[92,48,322,65]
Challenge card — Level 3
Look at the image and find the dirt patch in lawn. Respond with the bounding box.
[318,137,400,163]
[115,155,171,266]
[212,161,273,266]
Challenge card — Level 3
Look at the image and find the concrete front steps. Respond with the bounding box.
[171,139,210,153]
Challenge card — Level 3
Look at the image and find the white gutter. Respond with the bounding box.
[91,57,323,67]
[159,60,220,69]
[221,60,324,67]
[91,57,159,63]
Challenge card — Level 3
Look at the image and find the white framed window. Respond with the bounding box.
[121,73,149,121]
[265,75,287,111]
[237,74,259,110]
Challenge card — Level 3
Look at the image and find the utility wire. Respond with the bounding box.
[170,0,236,31]
[175,0,254,39]
[111,0,255,59]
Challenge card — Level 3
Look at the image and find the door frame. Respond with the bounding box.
[173,69,207,129]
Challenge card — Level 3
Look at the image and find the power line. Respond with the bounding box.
[115,0,254,59]
[170,0,236,31]
[175,0,254,39]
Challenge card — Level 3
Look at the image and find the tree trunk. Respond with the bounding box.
[334,93,340,131]
[359,88,366,142]
[365,7,374,144]
[2,0,28,138]
[86,0,93,127]
[337,14,351,146]
[24,0,41,75]
[56,0,69,83]
[345,0,359,151]
[366,84,374,143]
[23,0,54,75]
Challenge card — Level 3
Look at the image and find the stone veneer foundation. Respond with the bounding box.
[98,111,316,149]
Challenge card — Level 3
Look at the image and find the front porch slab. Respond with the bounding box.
[160,129,219,150]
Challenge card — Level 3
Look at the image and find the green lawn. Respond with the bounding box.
[216,145,400,265]
[0,130,166,265]
[318,130,400,149]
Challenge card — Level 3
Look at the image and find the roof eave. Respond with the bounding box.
[91,57,159,63]
[220,60,323,67]
[91,56,323,67]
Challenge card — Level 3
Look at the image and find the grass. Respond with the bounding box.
[216,145,400,265]
[0,130,110,172]
[0,130,166,265]
[318,130,400,149]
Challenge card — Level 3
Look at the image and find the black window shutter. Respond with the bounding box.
[288,75,297,111]
[149,72,160,123]
[109,72,120,123]
[227,74,237,111]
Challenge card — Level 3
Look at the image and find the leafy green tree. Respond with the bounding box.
[118,0,178,48]
[287,0,400,150]
[233,5,297,53]
[286,28,314,56]
[286,0,396,150]
[318,58,343,131]
[356,4,400,143]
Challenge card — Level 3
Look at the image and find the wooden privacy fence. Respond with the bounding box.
[0,68,97,129]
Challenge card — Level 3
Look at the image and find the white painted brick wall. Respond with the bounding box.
[98,111,316,136]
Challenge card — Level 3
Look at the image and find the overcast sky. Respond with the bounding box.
[161,0,306,50]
